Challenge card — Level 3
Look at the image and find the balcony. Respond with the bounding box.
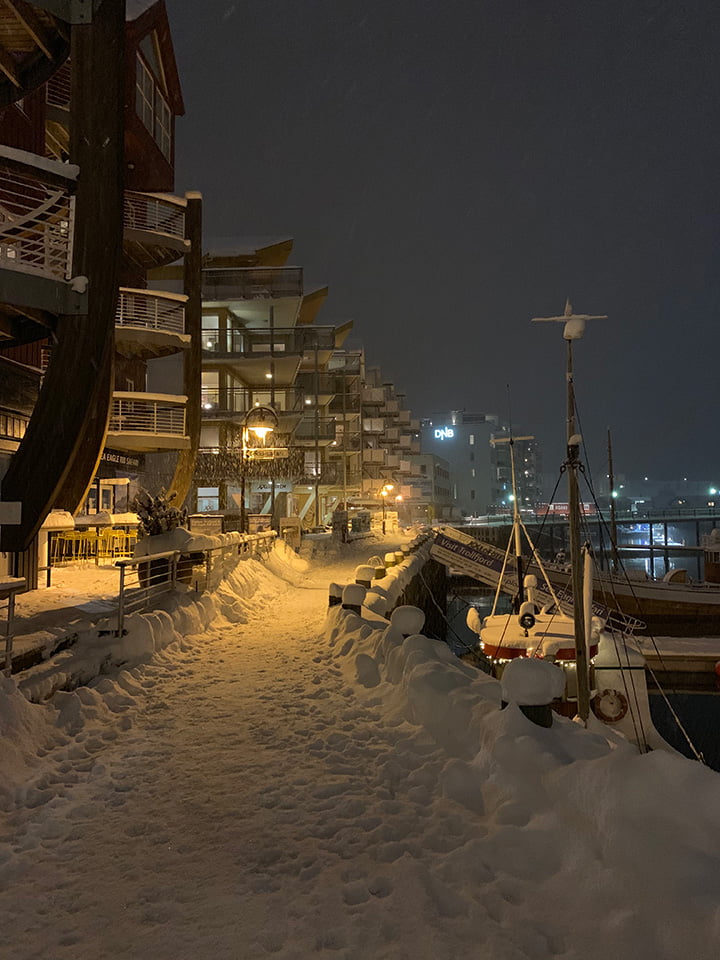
[202,266,303,303]
[123,192,189,270]
[107,392,189,452]
[114,288,189,357]
[200,387,304,421]
[0,409,29,452]
[383,426,400,443]
[0,146,85,319]
[195,447,303,483]
[293,417,337,446]
[362,387,385,404]
[201,325,307,386]
[295,371,340,404]
[363,449,386,464]
[363,417,385,434]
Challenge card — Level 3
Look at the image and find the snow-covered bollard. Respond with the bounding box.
[364,591,388,617]
[390,605,425,638]
[384,552,397,568]
[354,565,376,588]
[342,583,366,614]
[500,657,565,728]
[394,551,404,564]
[328,582,344,607]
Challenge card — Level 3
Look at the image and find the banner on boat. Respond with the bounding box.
[431,528,644,633]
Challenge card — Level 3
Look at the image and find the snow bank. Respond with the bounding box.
[323,600,720,957]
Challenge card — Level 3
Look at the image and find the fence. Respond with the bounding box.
[113,532,277,635]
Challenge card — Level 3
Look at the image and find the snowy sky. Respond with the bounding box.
[165,0,720,483]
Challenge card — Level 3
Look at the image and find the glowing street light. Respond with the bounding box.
[240,405,278,532]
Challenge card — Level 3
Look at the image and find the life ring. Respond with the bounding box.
[591,688,629,724]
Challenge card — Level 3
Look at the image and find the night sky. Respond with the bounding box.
[166,0,720,485]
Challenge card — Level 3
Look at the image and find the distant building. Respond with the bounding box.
[489,429,543,512]
[420,411,501,516]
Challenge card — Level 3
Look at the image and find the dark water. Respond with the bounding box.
[446,590,720,772]
[649,693,720,772]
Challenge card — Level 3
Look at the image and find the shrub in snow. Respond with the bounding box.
[132,488,187,538]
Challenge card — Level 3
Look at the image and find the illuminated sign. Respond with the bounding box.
[434,427,454,440]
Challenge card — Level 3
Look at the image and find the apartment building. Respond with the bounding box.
[186,241,353,530]
[0,0,200,584]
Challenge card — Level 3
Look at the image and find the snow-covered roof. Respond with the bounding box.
[204,236,294,258]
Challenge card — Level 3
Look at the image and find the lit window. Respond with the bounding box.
[469,434,475,445]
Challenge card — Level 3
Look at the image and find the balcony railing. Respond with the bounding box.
[202,267,303,302]
[202,325,336,357]
[46,61,71,110]
[116,288,186,335]
[295,372,342,396]
[293,418,337,443]
[201,387,304,416]
[0,410,29,443]
[109,394,186,437]
[123,192,186,242]
[0,150,76,282]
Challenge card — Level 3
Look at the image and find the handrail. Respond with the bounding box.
[123,191,186,241]
[109,396,187,436]
[0,157,75,281]
[116,288,186,335]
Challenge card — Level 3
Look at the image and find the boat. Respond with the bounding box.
[441,302,696,755]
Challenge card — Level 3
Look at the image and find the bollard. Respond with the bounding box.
[354,565,376,588]
[342,583,366,613]
[384,552,397,568]
[328,582,344,607]
[390,604,425,639]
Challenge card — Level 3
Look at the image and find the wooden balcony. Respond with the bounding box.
[107,392,189,452]
[0,146,86,332]
[123,191,190,270]
[114,287,189,358]
[0,2,69,108]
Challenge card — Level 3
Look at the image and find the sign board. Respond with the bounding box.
[248,514,272,534]
[188,514,224,535]
[251,480,293,494]
[0,501,21,525]
[102,448,144,469]
[430,529,643,632]
[433,427,455,440]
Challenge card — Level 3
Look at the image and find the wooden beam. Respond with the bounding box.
[0,44,21,87]
[4,0,55,60]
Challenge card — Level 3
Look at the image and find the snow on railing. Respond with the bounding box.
[113,533,277,634]
[123,191,186,241]
[115,288,186,336]
[0,160,74,282]
[109,396,187,436]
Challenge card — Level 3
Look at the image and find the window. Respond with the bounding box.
[469,434,475,445]
[469,452,474,462]
[471,468,475,478]
[135,53,172,160]
[470,490,476,500]
[197,487,220,512]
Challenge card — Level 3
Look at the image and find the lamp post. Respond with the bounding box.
[240,404,278,533]
[380,482,394,535]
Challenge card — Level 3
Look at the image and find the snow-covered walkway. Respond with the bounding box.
[1,538,720,960]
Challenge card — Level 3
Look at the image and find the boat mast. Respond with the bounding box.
[607,429,620,573]
[565,334,591,722]
[532,300,607,724]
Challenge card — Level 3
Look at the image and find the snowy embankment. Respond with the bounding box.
[1,537,720,959]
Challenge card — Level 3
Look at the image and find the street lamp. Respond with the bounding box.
[240,405,278,533]
[380,482,394,534]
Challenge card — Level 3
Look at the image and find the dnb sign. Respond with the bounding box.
[434,427,454,440]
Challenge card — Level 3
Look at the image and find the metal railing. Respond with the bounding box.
[202,266,303,301]
[0,410,29,442]
[201,387,304,416]
[116,288,186,335]
[2,577,27,676]
[123,191,186,241]
[0,160,74,282]
[201,325,336,356]
[109,396,187,436]
[294,417,337,442]
[114,533,277,633]
[46,61,71,109]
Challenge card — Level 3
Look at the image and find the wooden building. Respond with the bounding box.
[0,0,201,586]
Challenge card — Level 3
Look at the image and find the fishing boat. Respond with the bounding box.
[448,302,695,755]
